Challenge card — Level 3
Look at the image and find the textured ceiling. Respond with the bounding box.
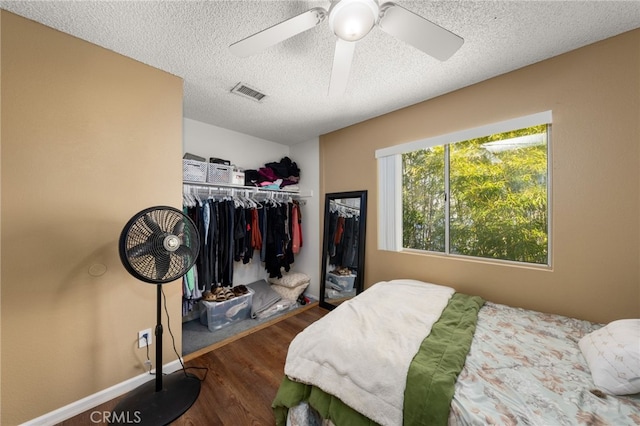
[2,1,639,145]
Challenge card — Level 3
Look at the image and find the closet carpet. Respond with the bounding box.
[57,304,327,426]
[182,303,309,356]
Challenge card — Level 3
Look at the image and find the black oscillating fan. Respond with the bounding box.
[111,206,200,426]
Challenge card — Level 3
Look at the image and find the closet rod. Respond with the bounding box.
[183,180,307,197]
[331,200,360,213]
[183,185,307,205]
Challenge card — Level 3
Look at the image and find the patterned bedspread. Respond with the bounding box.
[449,302,640,425]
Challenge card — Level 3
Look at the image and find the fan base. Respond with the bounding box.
[109,371,201,426]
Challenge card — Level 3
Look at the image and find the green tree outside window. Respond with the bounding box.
[402,125,548,265]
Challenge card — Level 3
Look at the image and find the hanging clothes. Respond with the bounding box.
[182,189,304,316]
[342,216,360,269]
[327,201,360,270]
[291,202,301,254]
[218,199,235,287]
[233,206,247,262]
[251,208,262,252]
[264,201,290,278]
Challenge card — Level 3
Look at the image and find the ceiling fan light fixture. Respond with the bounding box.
[329,0,379,41]
[229,0,463,95]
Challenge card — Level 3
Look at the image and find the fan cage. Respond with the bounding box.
[119,206,200,284]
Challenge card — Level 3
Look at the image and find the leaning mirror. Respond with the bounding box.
[320,190,367,310]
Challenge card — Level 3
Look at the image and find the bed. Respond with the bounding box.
[272,279,640,425]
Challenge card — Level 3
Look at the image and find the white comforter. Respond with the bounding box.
[284,279,455,426]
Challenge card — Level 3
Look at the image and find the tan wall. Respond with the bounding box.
[1,12,183,424]
[320,29,640,324]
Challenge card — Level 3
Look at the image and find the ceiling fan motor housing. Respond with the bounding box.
[329,0,379,41]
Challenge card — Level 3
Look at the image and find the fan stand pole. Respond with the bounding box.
[110,285,201,426]
[155,284,163,392]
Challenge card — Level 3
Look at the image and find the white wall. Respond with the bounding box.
[290,138,320,299]
[182,119,320,297]
[183,118,289,169]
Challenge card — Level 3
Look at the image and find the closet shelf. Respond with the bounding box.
[183,181,312,198]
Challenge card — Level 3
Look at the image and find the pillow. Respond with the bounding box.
[246,279,282,319]
[271,282,309,301]
[268,272,310,288]
[578,319,640,395]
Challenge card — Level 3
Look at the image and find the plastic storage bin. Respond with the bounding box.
[199,289,253,332]
[230,169,245,185]
[183,159,208,182]
[326,271,356,292]
[207,163,233,184]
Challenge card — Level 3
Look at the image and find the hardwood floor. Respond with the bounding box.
[58,305,327,426]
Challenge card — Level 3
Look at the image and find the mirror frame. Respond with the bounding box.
[319,190,367,310]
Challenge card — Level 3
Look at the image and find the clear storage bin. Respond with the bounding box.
[326,272,356,292]
[199,289,253,332]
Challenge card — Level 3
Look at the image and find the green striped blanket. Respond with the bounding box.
[273,292,484,425]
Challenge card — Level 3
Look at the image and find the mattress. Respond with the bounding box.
[275,297,640,425]
[450,302,640,425]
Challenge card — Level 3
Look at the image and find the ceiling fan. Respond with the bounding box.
[229,0,464,96]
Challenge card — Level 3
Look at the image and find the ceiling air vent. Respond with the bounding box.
[230,82,267,102]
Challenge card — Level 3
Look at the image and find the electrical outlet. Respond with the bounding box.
[138,328,152,348]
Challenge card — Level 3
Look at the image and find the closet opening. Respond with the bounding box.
[181,183,314,357]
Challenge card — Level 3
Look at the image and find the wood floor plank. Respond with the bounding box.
[58,306,326,426]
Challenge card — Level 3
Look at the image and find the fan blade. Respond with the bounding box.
[172,219,185,236]
[174,245,195,267]
[127,241,155,259]
[143,213,163,236]
[328,39,356,96]
[155,252,171,280]
[230,8,327,57]
[378,2,463,61]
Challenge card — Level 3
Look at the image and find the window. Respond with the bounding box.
[377,112,551,266]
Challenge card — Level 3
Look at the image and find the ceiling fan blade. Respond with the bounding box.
[328,39,356,96]
[378,2,463,61]
[230,7,327,57]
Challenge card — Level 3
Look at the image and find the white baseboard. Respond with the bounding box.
[22,360,184,425]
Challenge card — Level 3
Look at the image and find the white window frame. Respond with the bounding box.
[376,111,552,266]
